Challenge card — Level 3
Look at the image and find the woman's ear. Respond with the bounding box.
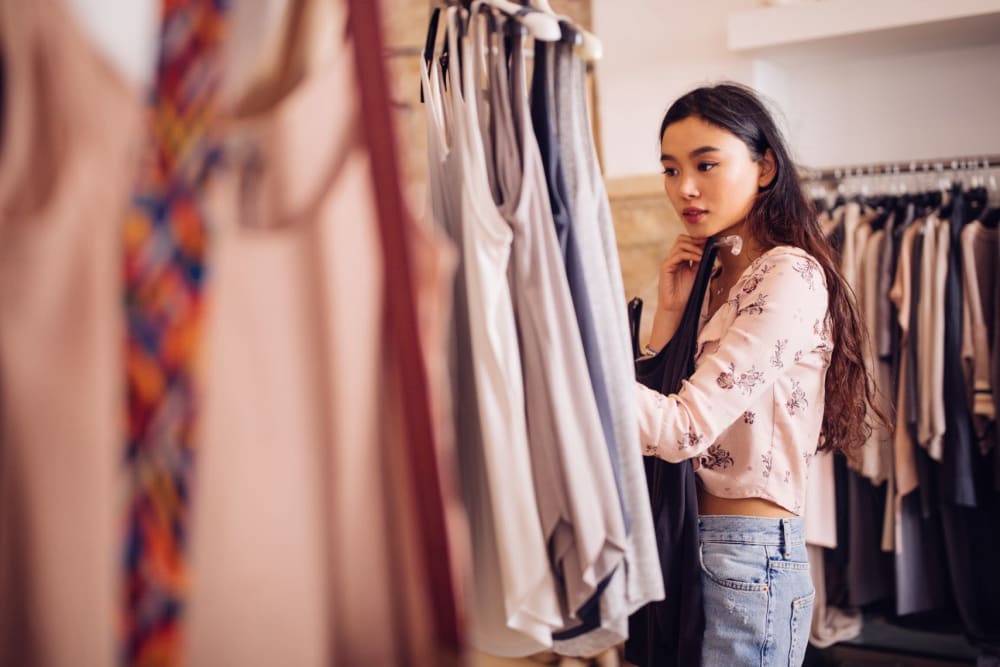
[758,148,777,189]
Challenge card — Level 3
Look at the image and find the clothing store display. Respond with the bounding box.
[427,11,559,656]
[9,0,1000,663]
[419,6,661,658]
[808,174,1000,663]
[1,0,463,664]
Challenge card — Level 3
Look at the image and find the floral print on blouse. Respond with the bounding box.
[636,246,831,515]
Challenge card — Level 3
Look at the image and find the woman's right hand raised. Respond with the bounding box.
[657,235,706,313]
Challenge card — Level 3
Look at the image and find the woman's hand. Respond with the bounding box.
[645,235,705,353]
[657,235,705,313]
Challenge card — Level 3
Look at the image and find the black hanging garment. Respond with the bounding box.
[625,238,718,667]
[940,187,977,509]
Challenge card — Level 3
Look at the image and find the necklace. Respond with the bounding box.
[711,270,728,298]
[712,248,762,299]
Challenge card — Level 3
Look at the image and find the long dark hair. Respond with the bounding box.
[659,83,889,457]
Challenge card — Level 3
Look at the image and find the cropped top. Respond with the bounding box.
[635,246,833,515]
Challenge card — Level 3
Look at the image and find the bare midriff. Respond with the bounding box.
[697,487,797,519]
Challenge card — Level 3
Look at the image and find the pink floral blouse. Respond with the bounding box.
[636,246,832,515]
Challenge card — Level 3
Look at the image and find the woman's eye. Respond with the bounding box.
[662,167,678,177]
[698,162,718,172]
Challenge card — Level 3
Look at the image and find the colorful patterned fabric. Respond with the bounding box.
[122,1,228,664]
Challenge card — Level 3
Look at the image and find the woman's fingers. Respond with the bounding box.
[670,237,705,256]
[666,241,703,260]
[663,249,703,272]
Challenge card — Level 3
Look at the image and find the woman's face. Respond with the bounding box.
[660,115,773,239]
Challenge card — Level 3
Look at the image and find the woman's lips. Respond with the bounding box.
[683,208,707,223]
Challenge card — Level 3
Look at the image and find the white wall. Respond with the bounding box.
[767,42,1000,169]
[594,1,1000,177]
[593,0,758,178]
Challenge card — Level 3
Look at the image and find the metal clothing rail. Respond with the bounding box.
[800,153,1000,182]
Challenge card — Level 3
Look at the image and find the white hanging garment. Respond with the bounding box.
[423,8,562,657]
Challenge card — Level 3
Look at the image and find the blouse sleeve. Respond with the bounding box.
[636,251,830,462]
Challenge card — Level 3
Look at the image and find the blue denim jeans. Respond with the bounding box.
[698,515,814,667]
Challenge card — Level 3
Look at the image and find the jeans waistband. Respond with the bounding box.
[697,514,804,547]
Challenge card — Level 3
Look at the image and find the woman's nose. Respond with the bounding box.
[679,176,699,199]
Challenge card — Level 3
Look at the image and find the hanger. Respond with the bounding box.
[470,0,560,41]
[438,3,471,95]
[427,0,559,98]
[628,297,643,360]
[521,0,602,60]
[964,160,988,218]
[983,159,1000,209]
[420,7,442,103]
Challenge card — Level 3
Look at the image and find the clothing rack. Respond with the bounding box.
[800,153,1000,182]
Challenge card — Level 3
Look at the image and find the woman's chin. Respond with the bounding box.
[682,226,715,240]
[679,223,708,238]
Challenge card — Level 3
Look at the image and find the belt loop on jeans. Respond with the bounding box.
[781,518,792,558]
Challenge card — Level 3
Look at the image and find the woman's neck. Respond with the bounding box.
[715,222,764,283]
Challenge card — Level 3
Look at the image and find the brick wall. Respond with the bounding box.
[607,175,683,346]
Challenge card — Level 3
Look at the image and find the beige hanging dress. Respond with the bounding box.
[0,1,143,663]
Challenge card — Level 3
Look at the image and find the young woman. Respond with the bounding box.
[635,84,882,666]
